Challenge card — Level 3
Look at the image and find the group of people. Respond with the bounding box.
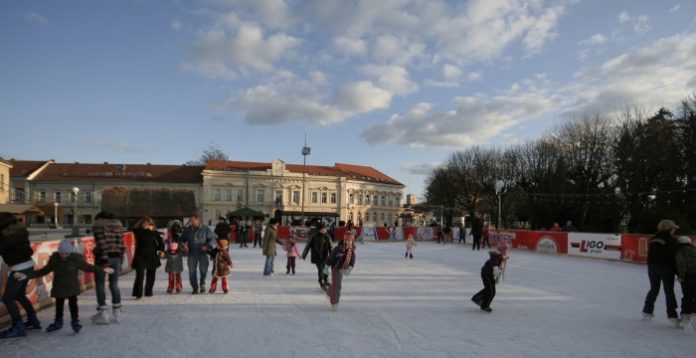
[642,219,696,330]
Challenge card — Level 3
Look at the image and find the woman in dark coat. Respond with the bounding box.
[131,217,165,299]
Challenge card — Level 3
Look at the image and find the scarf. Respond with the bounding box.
[342,240,355,270]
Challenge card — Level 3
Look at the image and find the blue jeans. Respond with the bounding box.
[263,256,275,275]
[643,264,678,318]
[187,254,209,290]
[2,266,38,325]
[95,257,122,307]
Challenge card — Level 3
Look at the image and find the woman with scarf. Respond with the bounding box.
[324,230,356,311]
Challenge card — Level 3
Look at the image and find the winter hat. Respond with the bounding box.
[657,219,679,232]
[343,230,355,241]
[677,236,693,245]
[58,239,73,254]
[169,242,179,251]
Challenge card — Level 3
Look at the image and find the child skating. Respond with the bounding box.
[165,241,185,294]
[324,231,356,311]
[405,234,416,259]
[284,235,301,275]
[471,244,508,312]
[14,239,114,333]
[209,239,233,294]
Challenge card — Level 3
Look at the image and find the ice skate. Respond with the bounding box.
[669,318,683,329]
[71,320,82,333]
[199,285,206,294]
[45,319,63,332]
[480,306,492,313]
[91,306,111,325]
[641,312,653,321]
[331,304,338,311]
[471,298,482,307]
[680,314,691,325]
[111,305,122,324]
[23,319,42,330]
[0,322,26,339]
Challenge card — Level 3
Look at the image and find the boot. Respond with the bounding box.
[669,317,683,329]
[24,317,42,330]
[111,305,122,324]
[71,320,82,333]
[641,312,653,320]
[286,267,290,274]
[405,252,408,258]
[681,313,691,324]
[0,321,26,339]
[209,278,218,294]
[46,318,64,332]
[222,277,229,294]
[409,253,414,259]
[91,306,111,325]
[199,284,206,294]
[175,273,183,293]
[292,267,295,275]
[167,273,175,294]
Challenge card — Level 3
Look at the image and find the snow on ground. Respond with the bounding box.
[2,241,693,357]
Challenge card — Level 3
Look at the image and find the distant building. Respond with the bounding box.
[0,157,11,204]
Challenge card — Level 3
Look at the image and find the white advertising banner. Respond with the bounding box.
[568,233,622,260]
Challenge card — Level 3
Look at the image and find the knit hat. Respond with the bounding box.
[169,242,179,251]
[657,219,679,232]
[343,230,355,241]
[58,239,73,254]
[677,236,693,245]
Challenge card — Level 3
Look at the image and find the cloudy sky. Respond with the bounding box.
[2,0,695,200]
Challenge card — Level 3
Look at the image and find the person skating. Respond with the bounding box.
[214,217,231,243]
[262,218,283,276]
[283,235,301,275]
[675,236,696,331]
[0,212,41,339]
[165,241,185,294]
[302,223,333,290]
[13,239,114,334]
[209,239,233,294]
[131,217,165,300]
[471,215,483,250]
[471,244,508,313]
[181,215,217,294]
[642,219,681,328]
[324,231,356,311]
[405,234,416,259]
[91,211,125,324]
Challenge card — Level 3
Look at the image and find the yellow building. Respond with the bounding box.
[0,157,11,204]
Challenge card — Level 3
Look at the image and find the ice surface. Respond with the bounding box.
[2,242,693,357]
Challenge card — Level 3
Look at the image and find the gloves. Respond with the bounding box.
[342,267,352,276]
[104,267,115,274]
[201,245,209,253]
[493,266,501,283]
[322,265,329,275]
[13,272,28,281]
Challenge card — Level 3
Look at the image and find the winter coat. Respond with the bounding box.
[132,228,165,270]
[0,224,33,267]
[92,219,125,263]
[214,222,231,240]
[471,218,484,237]
[647,231,677,269]
[213,250,233,277]
[182,225,217,256]
[481,251,503,277]
[326,242,356,269]
[262,225,283,257]
[164,249,184,273]
[28,252,102,298]
[675,242,696,279]
[283,238,301,258]
[406,237,416,249]
[302,232,332,264]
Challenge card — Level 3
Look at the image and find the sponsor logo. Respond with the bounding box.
[536,237,558,254]
[570,240,622,254]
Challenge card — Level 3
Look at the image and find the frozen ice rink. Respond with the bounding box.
[2,241,693,357]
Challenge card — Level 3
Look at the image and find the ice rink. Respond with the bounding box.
[2,241,693,357]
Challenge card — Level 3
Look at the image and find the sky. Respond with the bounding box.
[2,0,696,201]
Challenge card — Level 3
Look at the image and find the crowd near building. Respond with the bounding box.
[0,157,406,229]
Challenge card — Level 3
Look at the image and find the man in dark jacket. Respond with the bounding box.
[91,211,125,324]
[214,217,231,243]
[181,215,217,294]
[642,219,680,328]
[471,215,484,250]
[302,223,333,290]
[0,212,41,339]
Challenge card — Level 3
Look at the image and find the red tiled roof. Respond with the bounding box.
[206,160,403,186]
[32,162,204,183]
[8,160,50,178]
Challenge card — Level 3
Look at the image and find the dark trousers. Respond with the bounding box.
[329,267,344,305]
[472,234,482,250]
[286,257,296,272]
[253,233,261,248]
[132,267,157,298]
[54,296,78,321]
[680,275,696,316]
[2,267,38,325]
[472,273,496,308]
[643,264,678,318]
[482,236,491,248]
[315,263,328,285]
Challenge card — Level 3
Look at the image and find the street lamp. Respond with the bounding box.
[54,202,60,228]
[71,186,80,236]
[301,133,310,224]
[495,180,504,230]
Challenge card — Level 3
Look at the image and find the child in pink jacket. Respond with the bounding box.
[284,236,301,275]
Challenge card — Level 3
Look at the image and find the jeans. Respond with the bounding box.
[642,264,678,318]
[95,257,122,307]
[187,254,209,290]
[263,256,275,275]
[2,266,38,325]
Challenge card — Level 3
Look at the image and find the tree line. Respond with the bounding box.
[425,94,696,234]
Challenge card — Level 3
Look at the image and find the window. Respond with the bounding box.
[388,214,393,225]
[82,215,92,225]
[292,191,300,204]
[275,190,283,206]
[226,189,233,201]
[349,193,354,204]
[84,191,92,204]
[388,196,394,207]
[54,191,62,203]
[256,189,265,203]
[237,189,244,202]
[321,192,327,204]
[372,212,377,223]
[380,213,385,223]
[365,195,371,205]
[213,189,221,201]
[349,212,354,221]
[38,190,46,202]
[330,192,337,204]
[381,196,386,206]
[358,194,363,205]
[311,192,318,204]
[0,174,4,191]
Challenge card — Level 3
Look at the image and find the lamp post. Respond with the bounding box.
[71,186,80,236]
[54,202,60,228]
[495,180,504,230]
[301,133,311,224]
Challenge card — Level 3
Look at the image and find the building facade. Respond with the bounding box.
[0,158,11,204]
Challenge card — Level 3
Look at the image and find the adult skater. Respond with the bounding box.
[131,217,165,299]
[642,219,680,328]
[262,218,283,276]
[302,223,333,289]
[471,215,483,250]
[675,236,696,330]
[0,212,41,339]
[91,211,125,324]
[181,215,217,294]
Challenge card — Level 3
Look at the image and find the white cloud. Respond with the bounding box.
[360,65,418,95]
[171,19,182,31]
[617,11,650,34]
[23,12,47,25]
[373,34,425,66]
[467,71,482,81]
[669,4,681,13]
[362,78,562,148]
[336,81,393,112]
[578,33,607,46]
[442,64,463,80]
[333,36,368,57]
[402,162,444,175]
[618,11,631,23]
[209,0,294,30]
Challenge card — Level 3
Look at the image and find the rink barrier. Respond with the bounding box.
[0,232,135,327]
